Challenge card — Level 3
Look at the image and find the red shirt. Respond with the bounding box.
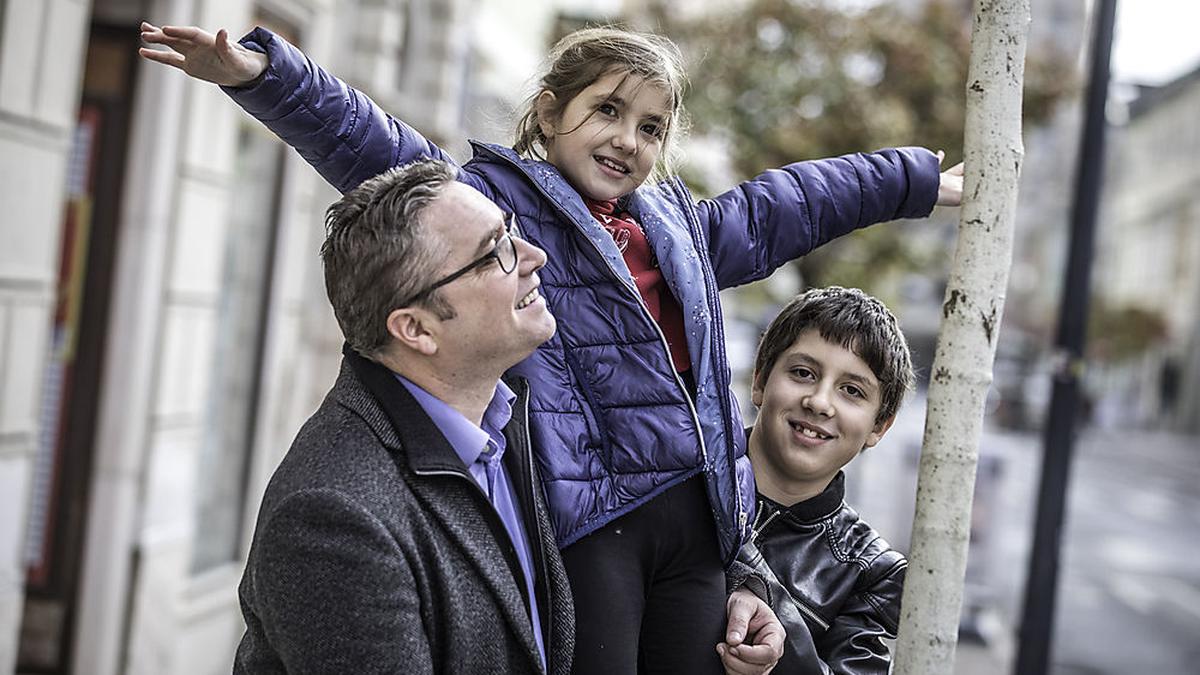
[585,199,692,374]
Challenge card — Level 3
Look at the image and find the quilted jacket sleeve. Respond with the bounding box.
[220,27,458,195]
[696,148,941,290]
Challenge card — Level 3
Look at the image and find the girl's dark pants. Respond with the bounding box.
[561,474,726,674]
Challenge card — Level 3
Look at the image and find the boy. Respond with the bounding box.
[740,286,913,674]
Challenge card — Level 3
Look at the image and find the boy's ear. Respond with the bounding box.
[385,307,440,357]
[535,90,559,139]
[750,371,764,407]
[864,415,897,449]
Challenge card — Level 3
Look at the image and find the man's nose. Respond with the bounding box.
[516,236,548,272]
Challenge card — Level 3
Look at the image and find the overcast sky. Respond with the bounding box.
[1112,0,1200,84]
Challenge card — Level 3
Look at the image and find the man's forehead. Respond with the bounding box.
[426,183,503,252]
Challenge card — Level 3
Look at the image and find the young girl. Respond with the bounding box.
[141,22,962,674]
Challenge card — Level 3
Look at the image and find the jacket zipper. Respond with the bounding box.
[411,450,548,671]
[479,147,710,476]
[778,583,832,631]
[517,382,555,674]
[750,508,780,544]
[669,178,746,554]
[750,508,830,631]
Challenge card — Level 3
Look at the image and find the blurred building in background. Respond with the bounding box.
[0,1,573,673]
[1092,64,1200,433]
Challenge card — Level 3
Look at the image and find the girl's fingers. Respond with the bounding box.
[142,32,191,51]
[138,47,186,69]
[160,25,210,42]
[215,28,234,55]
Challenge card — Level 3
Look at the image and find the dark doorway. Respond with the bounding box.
[18,23,137,674]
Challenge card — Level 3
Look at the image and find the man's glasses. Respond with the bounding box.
[401,212,519,307]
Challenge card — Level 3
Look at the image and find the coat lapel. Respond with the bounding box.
[336,346,544,668]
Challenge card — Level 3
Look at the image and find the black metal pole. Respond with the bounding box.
[1013,0,1118,673]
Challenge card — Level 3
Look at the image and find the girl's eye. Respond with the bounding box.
[640,123,663,139]
[597,103,618,117]
[842,384,866,400]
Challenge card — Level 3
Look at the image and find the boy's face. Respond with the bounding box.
[751,329,895,502]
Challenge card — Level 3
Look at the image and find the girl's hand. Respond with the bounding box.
[139,22,268,87]
[935,150,964,207]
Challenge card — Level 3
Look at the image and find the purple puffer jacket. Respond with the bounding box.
[224,28,941,564]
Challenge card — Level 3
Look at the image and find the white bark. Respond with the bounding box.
[892,1,1030,673]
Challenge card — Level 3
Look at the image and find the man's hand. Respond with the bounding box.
[717,588,785,675]
[139,22,268,87]
[935,150,965,207]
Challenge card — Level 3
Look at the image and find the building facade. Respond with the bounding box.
[0,0,569,673]
[1093,65,1200,431]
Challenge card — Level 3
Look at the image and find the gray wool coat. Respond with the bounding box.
[233,347,574,674]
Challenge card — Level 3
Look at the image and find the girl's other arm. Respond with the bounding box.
[139,23,455,194]
[697,148,942,290]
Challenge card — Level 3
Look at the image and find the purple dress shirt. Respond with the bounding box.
[397,375,546,668]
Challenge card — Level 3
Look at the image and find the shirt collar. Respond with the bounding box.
[395,375,516,467]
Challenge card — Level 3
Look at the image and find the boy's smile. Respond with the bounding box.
[749,329,895,505]
[539,70,671,202]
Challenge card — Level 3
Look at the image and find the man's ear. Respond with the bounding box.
[864,415,897,449]
[535,90,559,140]
[750,371,764,407]
[385,307,440,357]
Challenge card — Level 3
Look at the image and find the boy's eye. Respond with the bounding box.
[790,366,815,380]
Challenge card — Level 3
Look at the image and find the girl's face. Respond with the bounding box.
[539,70,672,202]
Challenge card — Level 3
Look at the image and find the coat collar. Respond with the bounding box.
[759,471,847,524]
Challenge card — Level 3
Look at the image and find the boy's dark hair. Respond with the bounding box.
[321,159,458,358]
[754,286,915,425]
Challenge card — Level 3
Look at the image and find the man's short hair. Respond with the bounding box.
[753,286,915,425]
[321,159,458,357]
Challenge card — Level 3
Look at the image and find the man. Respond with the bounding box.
[234,159,570,674]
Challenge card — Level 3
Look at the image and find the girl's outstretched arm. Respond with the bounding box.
[698,147,942,291]
[139,23,267,86]
[140,24,458,195]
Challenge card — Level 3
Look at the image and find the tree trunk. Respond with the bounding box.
[892,1,1030,673]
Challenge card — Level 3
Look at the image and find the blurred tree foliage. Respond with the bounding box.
[651,0,1075,294]
[1087,302,1169,363]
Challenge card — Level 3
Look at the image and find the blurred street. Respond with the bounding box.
[985,426,1200,675]
[853,405,1200,675]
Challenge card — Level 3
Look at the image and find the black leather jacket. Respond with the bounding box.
[739,472,906,674]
